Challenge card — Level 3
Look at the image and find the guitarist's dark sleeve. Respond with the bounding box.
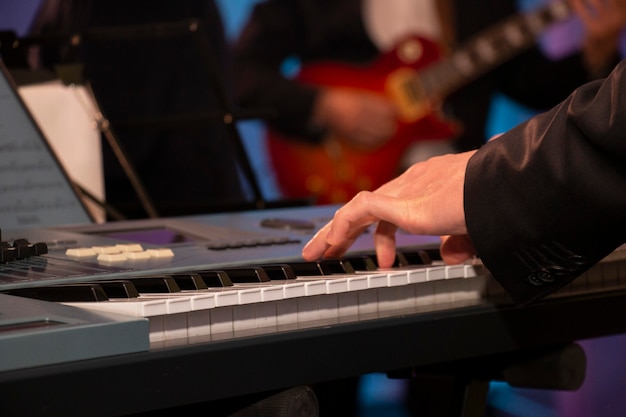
[496,47,621,109]
[232,0,377,143]
[464,59,626,305]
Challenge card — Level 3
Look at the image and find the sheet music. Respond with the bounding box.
[18,81,106,223]
[0,68,92,230]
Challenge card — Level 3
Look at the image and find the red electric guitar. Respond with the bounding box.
[267,0,572,204]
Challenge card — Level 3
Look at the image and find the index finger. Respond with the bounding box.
[302,191,407,260]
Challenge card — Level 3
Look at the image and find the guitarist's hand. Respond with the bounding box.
[302,150,477,268]
[570,0,626,73]
[312,88,398,150]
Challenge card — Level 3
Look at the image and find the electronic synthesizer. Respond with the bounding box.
[2,204,626,417]
[0,204,446,371]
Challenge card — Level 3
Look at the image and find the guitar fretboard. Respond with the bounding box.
[405,0,572,103]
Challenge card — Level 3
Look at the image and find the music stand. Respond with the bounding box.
[2,18,270,219]
[73,19,269,212]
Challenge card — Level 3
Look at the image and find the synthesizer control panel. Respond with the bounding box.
[0,204,441,291]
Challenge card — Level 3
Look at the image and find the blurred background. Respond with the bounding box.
[2,1,626,416]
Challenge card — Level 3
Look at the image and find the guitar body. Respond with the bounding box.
[265,2,571,204]
[266,35,459,204]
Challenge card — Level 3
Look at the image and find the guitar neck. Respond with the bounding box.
[419,0,572,99]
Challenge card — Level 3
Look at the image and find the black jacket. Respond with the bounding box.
[466,58,626,304]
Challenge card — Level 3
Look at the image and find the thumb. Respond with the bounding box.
[440,235,476,264]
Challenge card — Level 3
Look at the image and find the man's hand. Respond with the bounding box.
[312,88,398,149]
[302,151,477,268]
[570,0,626,72]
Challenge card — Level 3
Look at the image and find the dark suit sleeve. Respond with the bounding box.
[464,58,626,305]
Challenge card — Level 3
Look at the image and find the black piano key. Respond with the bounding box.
[397,250,432,266]
[5,283,109,302]
[221,267,270,283]
[259,264,297,280]
[128,276,181,293]
[98,280,141,298]
[286,260,355,276]
[196,270,234,287]
[286,261,324,276]
[319,259,355,274]
[422,247,443,262]
[369,254,404,268]
[169,273,208,290]
[343,255,377,271]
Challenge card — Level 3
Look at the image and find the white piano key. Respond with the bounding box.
[149,316,165,343]
[214,289,241,307]
[164,312,188,340]
[337,291,359,322]
[367,273,388,289]
[325,276,350,294]
[261,285,285,302]
[357,288,379,316]
[188,293,216,310]
[64,298,168,318]
[426,265,447,281]
[407,268,428,284]
[255,301,278,328]
[232,304,257,332]
[238,287,264,304]
[283,281,306,298]
[317,293,339,321]
[275,298,299,327]
[210,306,234,334]
[433,280,455,304]
[387,271,409,287]
[233,287,264,331]
[463,264,482,278]
[378,271,414,311]
[187,309,212,338]
[64,298,168,343]
[414,281,437,307]
[297,294,321,323]
[113,290,215,339]
[346,275,369,291]
[303,280,327,297]
[277,282,306,326]
[294,280,326,322]
[445,264,468,279]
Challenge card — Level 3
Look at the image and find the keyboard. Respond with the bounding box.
[1,204,626,417]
